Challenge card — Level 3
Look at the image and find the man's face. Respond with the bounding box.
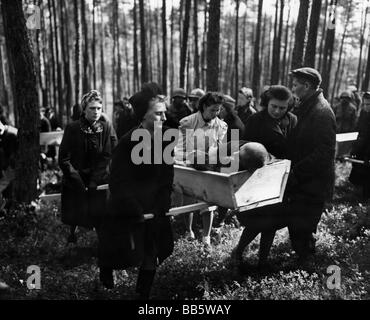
[363,98,370,112]
[237,92,253,107]
[292,78,308,101]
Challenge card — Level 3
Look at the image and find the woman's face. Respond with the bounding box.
[143,100,167,129]
[85,100,102,122]
[267,98,289,120]
[202,104,221,121]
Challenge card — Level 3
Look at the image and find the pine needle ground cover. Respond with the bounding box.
[0,162,369,300]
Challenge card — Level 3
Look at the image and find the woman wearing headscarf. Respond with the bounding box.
[58,90,117,244]
[97,83,176,299]
[233,85,297,269]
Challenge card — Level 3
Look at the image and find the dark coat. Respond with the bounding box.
[287,90,336,204]
[58,117,117,228]
[334,101,357,133]
[97,126,175,269]
[244,109,297,159]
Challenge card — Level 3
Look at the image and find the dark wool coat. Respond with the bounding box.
[58,117,117,228]
[243,109,297,159]
[97,126,175,269]
[287,90,336,204]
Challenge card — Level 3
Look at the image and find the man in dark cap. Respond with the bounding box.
[334,91,357,133]
[286,67,336,265]
[165,88,192,128]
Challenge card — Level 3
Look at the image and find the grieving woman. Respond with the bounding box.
[58,90,117,243]
[97,83,176,299]
[233,85,297,268]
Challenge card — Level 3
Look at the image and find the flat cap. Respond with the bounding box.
[172,88,187,99]
[290,67,322,87]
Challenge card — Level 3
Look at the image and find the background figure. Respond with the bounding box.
[236,87,257,127]
[188,88,205,113]
[116,99,139,140]
[287,67,336,264]
[219,94,245,143]
[58,90,117,244]
[175,92,227,247]
[71,103,82,121]
[334,91,357,133]
[349,92,370,199]
[165,88,192,128]
[233,85,297,267]
[98,84,175,299]
[0,120,18,211]
[44,107,61,162]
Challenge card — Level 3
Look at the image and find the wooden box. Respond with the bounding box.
[173,160,291,211]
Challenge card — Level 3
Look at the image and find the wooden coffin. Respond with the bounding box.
[335,132,358,158]
[40,131,64,146]
[173,160,291,211]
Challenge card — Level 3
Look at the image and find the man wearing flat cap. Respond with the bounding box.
[286,67,336,264]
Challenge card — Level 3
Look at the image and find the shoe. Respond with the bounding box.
[185,231,195,240]
[99,268,114,289]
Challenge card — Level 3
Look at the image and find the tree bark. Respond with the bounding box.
[133,0,139,91]
[162,0,168,94]
[304,0,322,68]
[139,0,148,83]
[206,0,221,91]
[1,0,39,203]
[180,0,191,89]
[252,0,263,98]
[74,0,81,104]
[291,0,309,70]
[234,0,240,97]
[193,0,200,89]
[321,0,337,97]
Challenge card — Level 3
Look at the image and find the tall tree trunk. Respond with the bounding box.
[81,0,89,94]
[193,0,200,89]
[281,2,291,83]
[60,0,72,124]
[162,0,168,94]
[133,0,139,91]
[271,0,280,84]
[74,0,81,104]
[170,1,175,94]
[331,1,352,104]
[180,0,191,89]
[100,4,106,104]
[321,0,337,97]
[234,0,240,97]
[52,0,63,125]
[291,0,309,70]
[304,0,322,68]
[318,0,329,71]
[357,3,368,90]
[123,12,131,96]
[201,1,208,90]
[48,0,57,111]
[1,0,39,203]
[242,11,247,86]
[252,0,263,97]
[206,0,221,91]
[92,0,97,89]
[139,0,148,83]
[362,38,370,91]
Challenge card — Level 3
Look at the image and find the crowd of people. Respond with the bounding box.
[2,66,370,299]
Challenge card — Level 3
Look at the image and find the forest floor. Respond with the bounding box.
[1,162,370,300]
